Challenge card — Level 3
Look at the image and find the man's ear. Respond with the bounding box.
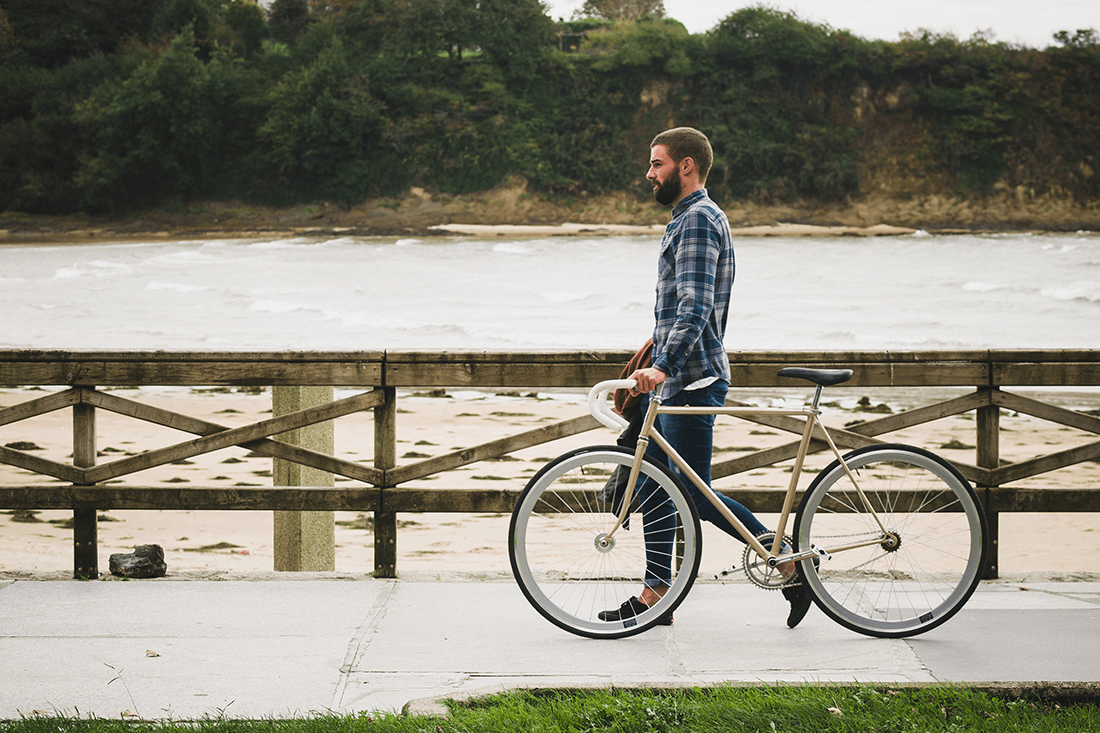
[680,156,696,177]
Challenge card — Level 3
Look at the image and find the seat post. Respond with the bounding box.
[810,384,824,411]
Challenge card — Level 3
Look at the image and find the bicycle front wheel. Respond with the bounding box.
[509,446,702,639]
[794,444,987,638]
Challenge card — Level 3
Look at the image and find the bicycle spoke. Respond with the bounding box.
[796,445,986,638]
[510,447,701,638]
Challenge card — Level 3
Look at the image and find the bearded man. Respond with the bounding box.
[599,127,813,630]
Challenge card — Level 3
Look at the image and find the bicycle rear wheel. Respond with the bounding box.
[509,446,702,639]
[794,444,987,638]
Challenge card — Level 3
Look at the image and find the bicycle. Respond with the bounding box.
[509,367,988,639]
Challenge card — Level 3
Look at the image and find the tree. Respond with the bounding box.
[4,0,167,67]
[73,30,238,209]
[573,0,664,21]
[257,36,396,201]
[694,6,863,201]
[0,6,18,66]
[268,0,311,43]
[149,0,213,42]
[393,0,480,64]
[473,0,556,84]
[1053,28,1097,49]
[707,5,833,83]
[223,0,268,56]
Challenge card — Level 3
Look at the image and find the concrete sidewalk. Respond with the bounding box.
[2,573,1099,719]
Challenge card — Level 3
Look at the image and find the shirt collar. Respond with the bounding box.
[671,188,707,218]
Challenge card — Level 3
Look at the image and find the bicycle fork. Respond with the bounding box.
[597,392,661,546]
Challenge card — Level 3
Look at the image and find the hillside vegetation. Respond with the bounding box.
[1,1,1098,231]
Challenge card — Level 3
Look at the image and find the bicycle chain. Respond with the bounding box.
[729,528,895,590]
[739,528,891,589]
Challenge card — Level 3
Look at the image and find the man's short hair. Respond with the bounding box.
[651,127,713,183]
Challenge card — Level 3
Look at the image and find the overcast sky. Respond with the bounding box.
[543,1,1100,48]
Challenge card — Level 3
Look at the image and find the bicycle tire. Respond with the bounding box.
[793,443,987,638]
[509,445,702,639]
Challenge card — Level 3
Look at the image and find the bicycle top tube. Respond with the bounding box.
[584,369,857,567]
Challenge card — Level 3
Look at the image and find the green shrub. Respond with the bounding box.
[256,35,400,203]
[73,30,242,211]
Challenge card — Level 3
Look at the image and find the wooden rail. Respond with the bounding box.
[1,349,1098,579]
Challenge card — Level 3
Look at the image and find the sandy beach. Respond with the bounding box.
[2,385,1098,580]
[2,175,1098,244]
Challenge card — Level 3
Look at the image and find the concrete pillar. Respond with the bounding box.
[273,386,335,571]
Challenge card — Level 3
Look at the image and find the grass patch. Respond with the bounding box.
[335,514,421,531]
[449,685,1100,732]
[940,439,976,450]
[2,685,1096,730]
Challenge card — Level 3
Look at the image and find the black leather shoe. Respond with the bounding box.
[598,596,673,625]
[783,585,812,628]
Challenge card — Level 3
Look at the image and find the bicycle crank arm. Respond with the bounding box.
[767,545,832,567]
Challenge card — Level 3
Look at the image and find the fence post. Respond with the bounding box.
[374,387,397,578]
[273,386,335,571]
[977,386,1000,579]
[72,395,97,579]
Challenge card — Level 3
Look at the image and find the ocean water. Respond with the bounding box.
[1,231,1098,352]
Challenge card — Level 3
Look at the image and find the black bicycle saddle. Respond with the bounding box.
[776,367,854,386]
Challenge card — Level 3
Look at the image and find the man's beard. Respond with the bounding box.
[653,167,682,206]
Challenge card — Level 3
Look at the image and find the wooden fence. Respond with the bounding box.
[1,349,1098,579]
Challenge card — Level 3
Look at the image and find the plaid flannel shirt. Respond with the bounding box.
[650,189,734,399]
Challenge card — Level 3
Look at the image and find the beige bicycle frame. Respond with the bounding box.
[601,391,891,565]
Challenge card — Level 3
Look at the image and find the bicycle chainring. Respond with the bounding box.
[742,531,797,590]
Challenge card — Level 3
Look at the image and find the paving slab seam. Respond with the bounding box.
[1027,587,1100,606]
[662,627,688,676]
[331,580,399,711]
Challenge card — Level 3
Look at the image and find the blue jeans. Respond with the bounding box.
[637,381,768,587]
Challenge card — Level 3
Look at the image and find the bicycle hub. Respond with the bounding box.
[880,530,902,552]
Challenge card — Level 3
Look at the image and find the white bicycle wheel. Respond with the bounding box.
[509,446,702,639]
[794,444,987,638]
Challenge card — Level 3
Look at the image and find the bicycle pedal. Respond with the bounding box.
[812,545,832,562]
[714,564,738,579]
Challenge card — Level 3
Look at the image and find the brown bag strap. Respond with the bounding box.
[613,338,653,416]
